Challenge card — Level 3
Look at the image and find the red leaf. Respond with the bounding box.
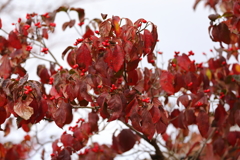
[141,109,155,139]
[42,28,48,39]
[0,56,11,79]
[104,45,124,72]
[160,71,175,95]
[176,54,192,71]
[83,26,94,39]
[76,43,92,69]
[57,148,71,160]
[149,106,161,123]
[37,65,50,84]
[155,120,167,134]
[143,29,154,55]
[61,134,74,147]
[0,107,7,124]
[8,31,22,49]
[177,94,190,108]
[70,7,85,22]
[88,112,99,132]
[129,100,142,132]
[61,46,74,60]
[107,94,122,121]
[127,69,138,85]
[53,100,73,128]
[112,129,138,153]
[197,110,209,138]
[99,19,112,37]
[227,131,240,146]
[212,104,227,127]
[67,50,76,67]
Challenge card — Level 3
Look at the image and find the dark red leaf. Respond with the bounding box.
[177,94,190,108]
[149,106,161,124]
[143,29,154,55]
[129,100,142,132]
[67,50,76,67]
[101,13,108,20]
[0,19,2,29]
[212,104,227,127]
[197,110,209,138]
[83,26,94,39]
[62,21,70,31]
[57,148,71,160]
[160,71,175,95]
[99,19,112,37]
[141,109,155,139]
[213,138,226,156]
[0,107,7,124]
[70,7,85,22]
[56,6,69,12]
[127,69,138,85]
[88,112,99,132]
[104,45,124,72]
[53,100,73,128]
[8,31,22,49]
[61,134,74,147]
[61,46,74,60]
[112,129,138,153]
[107,94,122,121]
[42,28,48,39]
[176,54,192,71]
[155,120,167,134]
[0,56,11,79]
[37,65,50,84]
[76,43,92,69]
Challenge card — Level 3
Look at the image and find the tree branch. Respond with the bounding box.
[123,122,165,160]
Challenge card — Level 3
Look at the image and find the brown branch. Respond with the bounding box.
[123,122,165,160]
[0,0,13,12]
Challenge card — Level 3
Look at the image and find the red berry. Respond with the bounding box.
[187,82,193,87]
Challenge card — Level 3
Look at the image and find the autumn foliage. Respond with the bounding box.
[0,1,240,160]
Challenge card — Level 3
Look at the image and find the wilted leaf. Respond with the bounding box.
[56,6,69,13]
[61,46,74,60]
[101,13,108,20]
[70,7,85,22]
[0,56,11,79]
[14,96,34,120]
